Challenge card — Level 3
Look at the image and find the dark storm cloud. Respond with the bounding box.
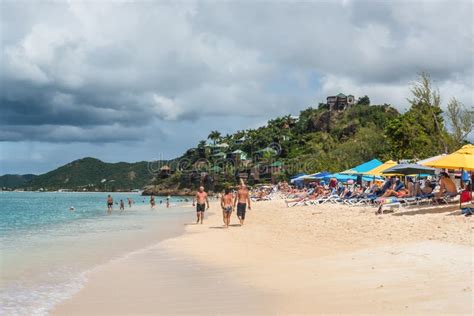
[193,0,472,84]
[0,123,156,143]
[0,0,472,144]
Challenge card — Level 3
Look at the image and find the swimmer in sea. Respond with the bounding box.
[107,195,113,215]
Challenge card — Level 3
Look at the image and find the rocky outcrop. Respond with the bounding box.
[141,185,198,196]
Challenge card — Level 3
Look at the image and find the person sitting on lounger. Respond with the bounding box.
[377,177,394,196]
[406,177,416,197]
[393,178,405,191]
[416,179,434,196]
[380,178,406,198]
[435,172,457,199]
[352,184,364,198]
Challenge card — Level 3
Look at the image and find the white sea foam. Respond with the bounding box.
[0,270,87,316]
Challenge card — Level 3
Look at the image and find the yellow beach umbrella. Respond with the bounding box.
[424,144,474,171]
[364,160,398,176]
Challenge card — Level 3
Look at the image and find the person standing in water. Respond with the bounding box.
[221,188,234,228]
[234,181,251,226]
[150,194,155,209]
[195,186,209,224]
[119,199,125,212]
[107,195,113,215]
[166,195,170,208]
[128,198,132,208]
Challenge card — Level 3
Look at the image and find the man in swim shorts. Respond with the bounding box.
[435,172,458,199]
[107,195,113,215]
[195,186,209,224]
[234,181,251,226]
[221,188,234,228]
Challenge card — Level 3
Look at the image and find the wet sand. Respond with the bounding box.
[54,199,473,315]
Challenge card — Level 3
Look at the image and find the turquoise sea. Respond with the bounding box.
[0,192,191,316]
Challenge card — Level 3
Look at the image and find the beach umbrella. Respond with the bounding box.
[290,173,306,179]
[311,171,331,179]
[290,174,306,184]
[417,154,447,166]
[323,173,357,182]
[341,159,383,174]
[364,160,398,176]
[292,171,330,181]
[423,145,474,209]
[382,163,436,175]
[423,144,474,171]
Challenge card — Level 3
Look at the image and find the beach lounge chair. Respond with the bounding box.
[286,200,307,207]
[313,189,339,204]
[375,197,401,214]
[440,192,459,204]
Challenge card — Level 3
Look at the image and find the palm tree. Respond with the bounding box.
[197,140,206,148]
[208,130,221,145]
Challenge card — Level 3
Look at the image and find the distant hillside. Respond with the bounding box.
[25,157,153,191]
[142,102,403,194]
[0,174,37,189]
[181,102,400,172]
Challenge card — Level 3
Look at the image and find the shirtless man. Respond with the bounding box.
[234,181,251,226]
[106,195,113,215]
[195,186,209,224]
[221,188,234,228]
[436,172,457,198]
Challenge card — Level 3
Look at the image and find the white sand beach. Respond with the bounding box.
[53,199,473,315]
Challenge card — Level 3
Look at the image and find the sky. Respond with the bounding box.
[1,0,472,175]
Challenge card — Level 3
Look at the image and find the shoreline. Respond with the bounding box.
[48,204,191,315]
[53,199,473,315]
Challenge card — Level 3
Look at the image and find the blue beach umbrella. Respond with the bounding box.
[342,159,383,174]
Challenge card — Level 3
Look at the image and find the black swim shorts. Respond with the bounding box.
[237,203,246,219]
[196,203,206,212]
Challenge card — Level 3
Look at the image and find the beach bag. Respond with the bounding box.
[460,191,472,203]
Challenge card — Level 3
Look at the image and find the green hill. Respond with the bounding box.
[25,157,153,191]
[181,103,400,173]
[0,174,37,189]
[143,102,404,194]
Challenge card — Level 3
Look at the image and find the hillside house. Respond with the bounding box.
[205,143,229,155]
[326,93,355,111]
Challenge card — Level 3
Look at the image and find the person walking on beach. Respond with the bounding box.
[195,186,209,224]
[107,195,113,215]
[150,194,155,209]
[221,188,234,228]
[234,181,251,226]
[119,199,125,212]
[166,195,170,208]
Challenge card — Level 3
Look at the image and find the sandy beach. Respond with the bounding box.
[54,199,473,315]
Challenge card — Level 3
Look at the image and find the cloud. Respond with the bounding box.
[0,0,472,145]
